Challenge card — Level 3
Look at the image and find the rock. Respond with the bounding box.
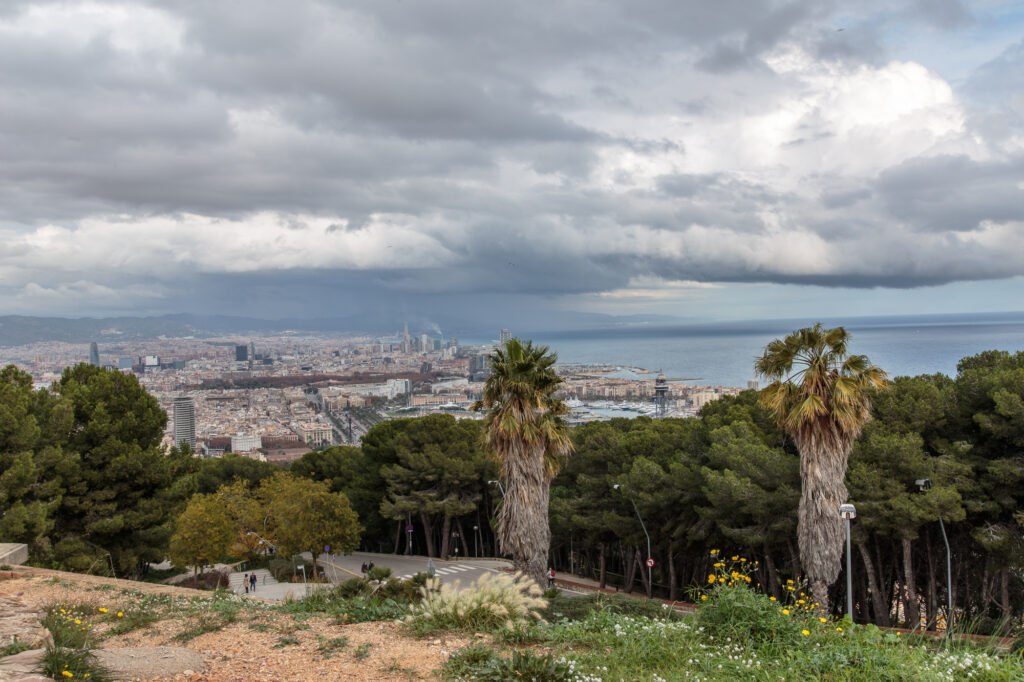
[0,648,51,681]
[93,646,207,680]
[0,594,51,649]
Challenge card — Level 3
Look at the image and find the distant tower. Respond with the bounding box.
[172,396,196,450]
[654,373,669,418]
[499,329,512,345]
[89,342,100,366]
[235,344,248,362]
[248,341,256,370]
[747,379,759,391]
[403,322,411,353]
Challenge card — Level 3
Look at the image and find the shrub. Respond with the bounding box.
[696,580,801,645]
[367,565,393,581]
[443,645,574,682]
[334,577,368,599]
[404,571,546,634]
[37,603,112,681]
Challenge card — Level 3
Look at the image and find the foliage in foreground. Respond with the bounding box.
[38,602,112,681]
[442,581,1024,681]
[405,571,546,633]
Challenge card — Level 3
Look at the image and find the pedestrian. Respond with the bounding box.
[250,573,257,593]
[547,567,555,588]
[367,561,375,575]
[361,562,367,578]
[243,573,249,594]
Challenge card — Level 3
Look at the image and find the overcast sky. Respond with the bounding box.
[2,0,1023,329]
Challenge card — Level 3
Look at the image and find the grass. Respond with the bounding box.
[37,602,113,681]
[353,642,372,660]
[316,635,349,658]
[274,634,300,648]
[1,638,31,657]
[404,571,546,635]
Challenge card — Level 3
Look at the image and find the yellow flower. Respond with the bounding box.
[62,672,73,678]
[740,558,747,563]
[714,562,724,568]
[98,608,107,613]
[782,609,790,615]
[710,549,719,555]
[819,617,827,623]
[707,575,716,584]
[117,612,123,618]
[731,556,738,561]
[74,619,81,624]
[801,629,810,636]
[786,579,794,585]
[797,599,805,604]
[769,596,776,601]
[837,627,843,632]
[701,595,708,600]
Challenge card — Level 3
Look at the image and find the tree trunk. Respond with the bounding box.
[764,552,782,601]
[794,432,851,614]
[858,543,889,626]
[311,552,319,581]
[1001,567,1011,619]
[599,543,607,589]
[902,538,920,631]
[455,518,469,560]
[393,520,403,555]
[496,441,553,587]
[420,512,436,558]
[668,550,678,601]
[635,548,651,598]
[925,532,937,631]
[440,516,452,559]
[624,545,637,594]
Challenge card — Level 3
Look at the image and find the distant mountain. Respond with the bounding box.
[0,311,692,346]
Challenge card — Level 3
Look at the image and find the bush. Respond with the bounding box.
[38,603,112,681]
[367,565,392,581]
[443,644,574,682]
[334,577,368,599]
[696,581,801,646]
[404,571,546,634]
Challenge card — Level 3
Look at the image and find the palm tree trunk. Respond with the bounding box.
[497,441,551,585]
[795,430,850,613]
[598,543,607,589]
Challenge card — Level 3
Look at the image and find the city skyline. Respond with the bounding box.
[1,1,1022,327]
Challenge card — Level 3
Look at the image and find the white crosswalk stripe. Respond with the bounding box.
[447,566,472,572]
[434,568,457,575]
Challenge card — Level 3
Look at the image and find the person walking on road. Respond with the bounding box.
[243,573,249,594]
[249,573,257,593]
[547,567,555,588]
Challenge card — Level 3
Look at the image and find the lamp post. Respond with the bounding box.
[614,484,652,598]
[246,531,277,553]
[916,478,953,632]
[839,503,857,621]
[472,525,479,557]
[488,480,505,497]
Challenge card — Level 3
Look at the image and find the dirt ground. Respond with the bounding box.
[0,567,476,681]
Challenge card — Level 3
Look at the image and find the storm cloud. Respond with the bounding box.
[0,0,1022,320]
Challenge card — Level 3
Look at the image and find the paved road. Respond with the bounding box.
[315,552,511,588]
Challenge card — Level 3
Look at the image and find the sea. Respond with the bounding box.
[467,312,1024,388]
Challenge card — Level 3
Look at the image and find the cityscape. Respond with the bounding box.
[2,326,744,465]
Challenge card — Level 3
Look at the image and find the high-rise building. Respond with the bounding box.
[747,380,759,391]
[89,342,99,366]
[499,329,512,344]
[235,345,248,362]
[247,341,256,370]
[172,396,196,450]
[403,322,411,353]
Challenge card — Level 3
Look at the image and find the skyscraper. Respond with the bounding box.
[499,329,511,344]
[235,345,248,362]
[172,396,196,450]
[89,342,99,366]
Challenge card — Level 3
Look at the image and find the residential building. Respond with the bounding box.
[172,396,196,450]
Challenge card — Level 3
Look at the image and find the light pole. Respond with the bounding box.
[488,480,505,497]
[246,531,277,553]
[473,525,479,557]
[614,484,652,599]
[917,478,953,632]
[839,503,857,622]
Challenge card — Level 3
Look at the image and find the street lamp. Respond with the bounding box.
[488,480,505,497]
[839,503,857,621]
[246,531,277,553]
[613,484,652,598]
[916,478,953,632]
[472,525,479,558]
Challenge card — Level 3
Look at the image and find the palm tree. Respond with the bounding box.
[755,324,887,611]
[473,338,573,585]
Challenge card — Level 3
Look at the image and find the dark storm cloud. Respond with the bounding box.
[1,0,1023,317]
